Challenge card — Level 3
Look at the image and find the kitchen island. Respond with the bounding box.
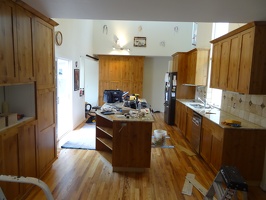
[96,109,154,172]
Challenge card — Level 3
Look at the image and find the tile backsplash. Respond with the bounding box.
[196,87,266,128]
[221,91,266,128]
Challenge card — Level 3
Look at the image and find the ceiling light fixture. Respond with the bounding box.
[112,46,130,52]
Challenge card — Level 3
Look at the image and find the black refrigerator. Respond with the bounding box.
[164,72,177,125]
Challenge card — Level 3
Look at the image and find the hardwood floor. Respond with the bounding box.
[26,113,266,200]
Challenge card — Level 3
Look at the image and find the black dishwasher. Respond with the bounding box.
[191,111,202,153]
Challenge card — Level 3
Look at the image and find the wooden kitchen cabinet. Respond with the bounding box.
[15,5,35,83]
[98,55,144,106]
[0,0,58,198]
[210,21,266,94]
[200,117,223,172]
[175,100,187,136]
[18,120,37,195]
[172,52,195,99]
[0,119,37,199]
[33,16,57,177]
[185,48,210,86]
[0,0,35,85]
[0,127,20,200]
[33,17,55,89]
[36,88,57,176]
[200,116,266,182]
[0,0,17,84]
[96,112,153,171]
[185,107,193,142]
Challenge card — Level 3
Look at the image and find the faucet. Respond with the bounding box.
[198,97,212,109]
[197,97,206,106]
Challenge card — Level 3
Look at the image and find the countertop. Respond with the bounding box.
[177,99,265,130]
[96,110,154,122]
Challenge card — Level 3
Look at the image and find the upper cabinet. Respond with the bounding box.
[33,17,55,89]
[15,6,35,83]
[0,0,35,85]
[172,52,195,99]
[210,21,266,94]
[0,0,17,84]
[186,48,210,86]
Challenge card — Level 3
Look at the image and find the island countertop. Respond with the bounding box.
[96,110,154,123]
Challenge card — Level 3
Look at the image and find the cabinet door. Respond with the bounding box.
[210,133,223,172]
[0,0,17,84]
[210,43,221,88]
[0,128,20,199]
[175,101,179,127]
[187,51,196,84]
[176,101,187,136]
[185,108,193,142]
[37,88,56,176]
[15,6,35,83]
[38,125,56,176]
[200,125,212,163]
[227,35,241,92]
[218,39,230,89]
[237,28,254,93]
[112,121,152,168]
[18,120,37,193]
[33,18,55,89]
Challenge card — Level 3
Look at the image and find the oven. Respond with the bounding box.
[191,111,202,153]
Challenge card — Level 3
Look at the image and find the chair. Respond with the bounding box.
[85,103,100,123]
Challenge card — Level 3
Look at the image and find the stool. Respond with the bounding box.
[204,166,248,200]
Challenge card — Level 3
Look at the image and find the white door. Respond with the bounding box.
[56,58,72,140]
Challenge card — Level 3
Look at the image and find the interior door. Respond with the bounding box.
[56,58,72,140]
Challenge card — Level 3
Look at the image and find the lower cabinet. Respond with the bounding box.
[200,118,223,171]
[200,117,266,182]
[18,120,37,196]
[36,88,57,177]
[0,119,37,199]
[0,127,20,199]
[185,107,193,142]
[175,100,187,136]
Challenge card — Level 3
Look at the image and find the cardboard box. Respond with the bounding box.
[0,117,6,129]
[0,113,17,126]
[7,113,17,126]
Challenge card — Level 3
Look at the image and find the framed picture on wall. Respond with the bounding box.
[134,37,147,47]
[74,69,80,91]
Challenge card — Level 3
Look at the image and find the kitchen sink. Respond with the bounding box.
[189,103,211,109]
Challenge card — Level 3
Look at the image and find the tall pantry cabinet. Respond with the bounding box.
[33,17,57,177]
[0,0,58,199]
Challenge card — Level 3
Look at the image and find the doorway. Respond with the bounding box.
[56,58,72,140]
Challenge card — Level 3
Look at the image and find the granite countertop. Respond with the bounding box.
[177,99,265,130]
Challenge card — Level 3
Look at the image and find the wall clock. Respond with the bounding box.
[55,31,63,46]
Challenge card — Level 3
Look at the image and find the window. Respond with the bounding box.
[206,23,229,108]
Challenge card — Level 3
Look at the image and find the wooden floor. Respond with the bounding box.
[26,113,266,200]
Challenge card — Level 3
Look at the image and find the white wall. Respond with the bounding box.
[92,21,194,56]
[143,57,171,112]
[54,18,94,129]
[83,57,99,106]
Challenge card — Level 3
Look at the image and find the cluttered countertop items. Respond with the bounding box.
[97,100,154,122]
[177,99,265,129]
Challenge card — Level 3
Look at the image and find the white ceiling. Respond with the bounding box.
[22,0,266,23]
